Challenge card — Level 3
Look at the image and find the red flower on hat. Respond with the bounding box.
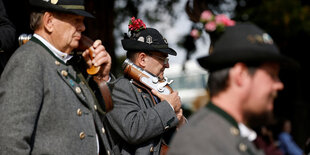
[128,17,146,32]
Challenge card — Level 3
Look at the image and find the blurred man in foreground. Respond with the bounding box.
[168,23,298,155]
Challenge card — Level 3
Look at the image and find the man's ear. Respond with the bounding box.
[136,52,148,68]
[42,12,54,33]
[230,62,249,87]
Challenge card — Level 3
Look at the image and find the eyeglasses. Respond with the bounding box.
[149,54,169,65]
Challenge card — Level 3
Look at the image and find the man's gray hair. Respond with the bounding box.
[30,12,44,30]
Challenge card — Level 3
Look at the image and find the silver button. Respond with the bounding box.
[230,127,239,136]
[150,146,154,152]
[102,127,105,134]
[107,150,110,155]
[239,143,247,152]
[164,126,169,130]
[75,87,81,93]
[55,61,60,66]
[61,70,68,77]
[94,105,97,110]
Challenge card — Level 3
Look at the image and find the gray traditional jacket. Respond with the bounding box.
[0,37,112,155]
[167,102,265,155]
[105,76,179,155]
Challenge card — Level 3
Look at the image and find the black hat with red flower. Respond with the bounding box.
[121,17,177,56]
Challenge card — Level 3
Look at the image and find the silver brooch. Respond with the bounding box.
[146,35,153,44]
[137,37,145,42]
[51,0,58,4]
[163,38,168,44]
[262,33,273,44]
[247,33,274,45]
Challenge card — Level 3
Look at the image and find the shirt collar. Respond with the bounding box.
[33,34,73,63]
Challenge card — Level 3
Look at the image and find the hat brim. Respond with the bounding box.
[121,39,177,56]
[29,0,94,18]
[198,50,299,71]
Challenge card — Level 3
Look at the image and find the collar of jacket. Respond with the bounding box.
[206,101,239,129]
[30,36,67,65]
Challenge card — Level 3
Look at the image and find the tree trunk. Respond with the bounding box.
[85,0,117,74]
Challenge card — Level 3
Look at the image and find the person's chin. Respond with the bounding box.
[245,111,275,128]
[71,40,80,48]
[158,73,164,80]
[71,44,79,49]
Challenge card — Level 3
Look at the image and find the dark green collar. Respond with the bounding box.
[30,36,66,65]
[30,37,82,83]
[206,101,239,129]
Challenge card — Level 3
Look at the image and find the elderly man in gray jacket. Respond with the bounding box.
[105,17,186,155]
[0,0,113,154]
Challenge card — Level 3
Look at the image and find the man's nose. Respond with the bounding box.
[164,62,170,68]
[275,80,284,91]
[78,22,86,32]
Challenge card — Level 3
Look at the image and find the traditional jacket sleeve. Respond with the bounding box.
[106,77,178,145]
[0,48,44,154]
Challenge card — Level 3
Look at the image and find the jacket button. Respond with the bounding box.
[239,143,247,152]
[55,61,60,66]
[107,150,110,155]
[77,109,82,116]
[61,70,68,77]
[79,132,85,139]
[75,87,81,93]
[164,126,169,130]
[102,127,105,134]
[230,127,239,136]
[150,146,154,152]
[94,105,97,110]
